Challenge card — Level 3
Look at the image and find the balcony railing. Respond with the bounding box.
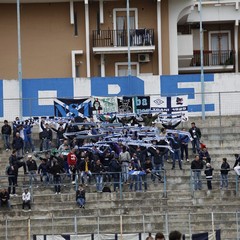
[191,50,234,67]
[92,29,154,47]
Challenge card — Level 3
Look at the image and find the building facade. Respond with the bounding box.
[0,0,240,119]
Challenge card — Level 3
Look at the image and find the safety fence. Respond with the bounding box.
[2,91,240,121]
[1,211,240,239]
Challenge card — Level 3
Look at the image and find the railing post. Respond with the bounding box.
[219,92,223,142]
[5,216,8,240]
[74,215,77,234]
[163,170,167,198]
[119,172,123,200]
[142,214,145,235]
[28,217,31,240]
[235,174,239,195]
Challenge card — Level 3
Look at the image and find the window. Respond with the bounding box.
[115,62,139,76]
[209,31,231,65]
[113,8,138,46]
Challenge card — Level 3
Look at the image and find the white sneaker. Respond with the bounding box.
[187,159,189,162]
[71,181,75,184]
[55,192,58,194]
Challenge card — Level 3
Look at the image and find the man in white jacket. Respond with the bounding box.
[22,188,31,211]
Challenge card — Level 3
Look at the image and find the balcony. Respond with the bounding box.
[92,29,155,55]
[179,50,235,73]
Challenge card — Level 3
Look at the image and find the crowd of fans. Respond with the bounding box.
[0,114,239,211]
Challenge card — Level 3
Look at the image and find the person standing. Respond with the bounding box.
[22,188,31,211]
[119,145,131,183]
[220,158,230,189]
[12,132,24,157]
[50,160,64,194]
[40,121,53,151]
[26,155,38,186]
[189,122,201,154]
[170,133,183,170]
[204,163,214,190]
[1,120,12,151]
[67,148,78,184]
[180,128,190,162]
[92,159,104,192]
[191,155,204,190]
[76,184,86,208]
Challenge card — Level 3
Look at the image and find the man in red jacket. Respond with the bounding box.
[67,148,78,184]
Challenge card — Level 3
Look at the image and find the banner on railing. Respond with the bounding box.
[53,95,188,120]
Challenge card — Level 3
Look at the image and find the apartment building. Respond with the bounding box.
[0,0,239,79]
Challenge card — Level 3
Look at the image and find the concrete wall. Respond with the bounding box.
[1,73,240,120]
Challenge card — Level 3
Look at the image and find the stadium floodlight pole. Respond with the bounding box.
[127,0,131,76]
[17,0,23,120]
[199,0,205,120]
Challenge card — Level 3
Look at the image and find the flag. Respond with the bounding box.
[117,97,134,114]
[54,98,92,118]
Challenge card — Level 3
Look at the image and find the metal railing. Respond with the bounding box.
[1,211,240,239]
[191,50,234,66]
[92,28,154,47]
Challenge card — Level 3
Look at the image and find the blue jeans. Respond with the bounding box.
[95,175,103,192]
[129,174,141,191]
[54,175,61,193]
[220,174,228,188]
[193,171,202,190]
[172,148,182,169]
[121,162,129,183]
[192,138,200,154]
[152,164,162,181]
[77,198,85,207]
[29,171,38,186]
[2,134,11,150]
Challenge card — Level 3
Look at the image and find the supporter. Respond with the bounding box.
[142,158,153,191]
[148,147,164,182]
[51,121,68,148]
[129,155,142,192]
[199,147,211,163]
[9,149,28,185]
[169,230,182,240]
[189,122,201,154]
[191,155,204,190]
[22,188,31,211]
[170,133,182,170]
[119,145,131,183]
[38,159,49,185]
[92,159,105,192]
[67,148,78,184]
[26,155,38,186]
[108,154,121,192]
[180,128,190,162]
[12,132,24,157]
[0,188,11,209]
[23,120,34,153]
[1,120,12,151]
[220,158,230,189]
[76,184,86,208]
[40,121,53,150]
[50,159,64,194]
[66,119,80,140]
[79,155,93,186]
[146,234,154,240]
[6,164,17,196]
[155,232,165,240]
[204,163,214,190]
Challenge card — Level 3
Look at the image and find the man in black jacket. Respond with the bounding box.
[0,189,11,209]
[1,120,12,151]
[9,150,27,185]
[189,122,201,154]
[191,155,204,190]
